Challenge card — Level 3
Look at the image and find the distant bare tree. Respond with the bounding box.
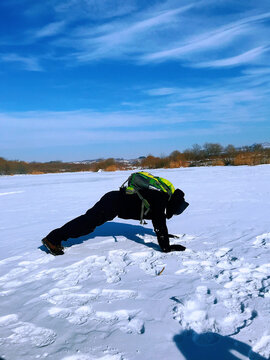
[191,144,203,159]
[223,144,237,165]
[170,150,182,161]
[250,143,264,152]
[183,144,203,161]
[203,143,223,157]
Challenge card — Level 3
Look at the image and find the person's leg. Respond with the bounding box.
[46,191,120,245]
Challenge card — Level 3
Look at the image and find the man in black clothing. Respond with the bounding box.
[42,187,189,255]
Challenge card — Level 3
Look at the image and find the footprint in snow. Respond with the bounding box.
[0,314,56,348]
[253,233,270,249]
[48,305,145,333]
[172,284,256,336]
[43,285,144,333]
[129,250,165,276]
[174,246,269,336]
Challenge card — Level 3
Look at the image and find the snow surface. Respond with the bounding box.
[0,166,270,360]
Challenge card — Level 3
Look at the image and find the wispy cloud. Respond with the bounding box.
[145,88,178,96]
[23,0,136,20]
[3,1,270,69]
[72,4,194,62]
[243,67,270,76]
[35,21,66,38]
[144,68,270,124]
[49,3,270,71]
[0,110,186,131]
[195,46,269,68]
[0,53,43,71]
[55,0,137,20]
[142,12,270,63]
[0,109,239,151]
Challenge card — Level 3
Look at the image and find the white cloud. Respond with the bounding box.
[73,4,194,62]
[6,1,270,70]
[142,70,270,125]
[243,67,270,75]
[0,108,239,150]
[0,54,42,71]
[54,0,137,20]
[143,25,248,62]
[195,46,269,68]
[44,2,270,70]
[146,88,178,96]
[35,21,66,38]
[142,12,270,63]
[0,110,186,132]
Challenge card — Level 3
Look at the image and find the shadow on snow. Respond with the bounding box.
[39,221,160,253]
[174,330,267,360]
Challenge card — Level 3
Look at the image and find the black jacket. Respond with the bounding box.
[117,188,170,249]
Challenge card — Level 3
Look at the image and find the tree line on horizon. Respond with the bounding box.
[1,143,270,175]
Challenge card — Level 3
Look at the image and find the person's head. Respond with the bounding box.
[166,188,189,219]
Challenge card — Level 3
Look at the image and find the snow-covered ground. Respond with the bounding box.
[0,166,270,360]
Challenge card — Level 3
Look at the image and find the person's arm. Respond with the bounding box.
[152,217,186,252]
[150,192,186,252]
[149,191,171,252]
[152,215,171,252]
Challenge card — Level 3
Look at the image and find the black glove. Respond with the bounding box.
[156,230,185,252]
[168,234,180,239]
[169,244,186,251]
[161,244,186,252]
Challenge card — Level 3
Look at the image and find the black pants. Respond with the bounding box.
[46,191,120,244]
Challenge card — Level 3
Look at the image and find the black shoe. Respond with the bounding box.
[42,237,64,256]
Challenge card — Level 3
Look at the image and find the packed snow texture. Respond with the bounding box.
[0,166,270,360]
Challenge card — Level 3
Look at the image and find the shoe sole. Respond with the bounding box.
[42,239,64,256]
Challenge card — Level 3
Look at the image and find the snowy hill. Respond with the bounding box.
[0,166,270,360]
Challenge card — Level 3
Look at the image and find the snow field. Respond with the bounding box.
[0,166,270,359]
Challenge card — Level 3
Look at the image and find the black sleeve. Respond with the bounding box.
[151,210,168,237]
[152,215,170,252]
[148,192,170,251]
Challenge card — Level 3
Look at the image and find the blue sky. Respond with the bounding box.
[0,0,270,161]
